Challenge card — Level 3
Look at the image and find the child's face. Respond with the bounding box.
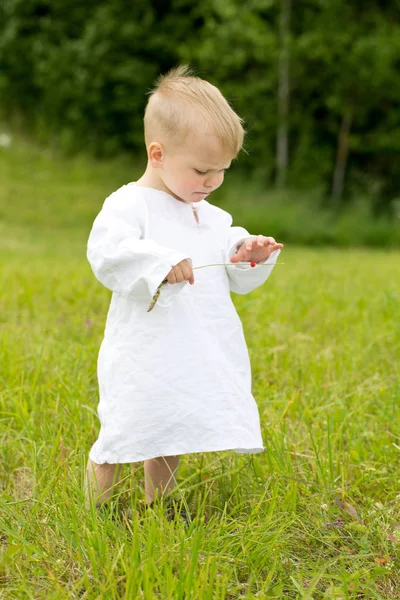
[157,132,232,204]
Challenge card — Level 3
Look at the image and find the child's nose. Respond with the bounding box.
[205,172,223,188]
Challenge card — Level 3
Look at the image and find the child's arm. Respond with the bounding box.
[224,226,283,295]
[87,188,191,306]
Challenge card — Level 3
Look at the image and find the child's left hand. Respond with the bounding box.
[230,235,284,264]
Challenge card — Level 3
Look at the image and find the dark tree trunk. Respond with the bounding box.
[332,108,353,202]
[276,0,291,188]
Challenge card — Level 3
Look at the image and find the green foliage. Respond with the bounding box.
[0,0,182,154]
[1,136,399,247]
[292,0,400,205]
[1,0,399,209]
[214,180,400,248]
[179,0,280,180]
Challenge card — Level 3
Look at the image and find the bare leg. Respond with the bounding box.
[85,458,121,507]
[144,455,180,504]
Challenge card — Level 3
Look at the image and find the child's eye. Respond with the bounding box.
[194,169,207,175]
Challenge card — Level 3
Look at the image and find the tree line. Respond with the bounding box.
[1,0,399,211]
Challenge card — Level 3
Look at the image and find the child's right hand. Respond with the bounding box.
[166,260,195,285]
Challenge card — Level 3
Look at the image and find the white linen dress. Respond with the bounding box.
[87,183,280,464]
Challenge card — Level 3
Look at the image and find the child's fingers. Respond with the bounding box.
[176,266,186,283]
[230,248,248,263]
[251,236,276,250]
[231,240,251,262]
[166,269,177,284]
[270,243,284,251]
[261,236,277,246]
[182,262,195,284]
[256,235,267,247]
[167,261,195,285]
[167,264,183,284]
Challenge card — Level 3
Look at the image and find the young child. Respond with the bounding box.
[85,66,283,518]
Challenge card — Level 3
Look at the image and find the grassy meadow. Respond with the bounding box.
[1,138,400,598]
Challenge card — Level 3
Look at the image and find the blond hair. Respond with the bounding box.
[144,65,245,157]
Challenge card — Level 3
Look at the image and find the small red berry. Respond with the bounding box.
[250,261,256,268]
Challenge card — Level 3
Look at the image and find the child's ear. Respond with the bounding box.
[148,142,164,168]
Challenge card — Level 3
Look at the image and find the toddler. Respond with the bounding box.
[85,66,283,518]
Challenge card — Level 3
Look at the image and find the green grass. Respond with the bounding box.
[1,137,400,598]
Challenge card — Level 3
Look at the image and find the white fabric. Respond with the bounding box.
[87,183,280,464]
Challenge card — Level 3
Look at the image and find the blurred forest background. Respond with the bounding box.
[1,0,400,245]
